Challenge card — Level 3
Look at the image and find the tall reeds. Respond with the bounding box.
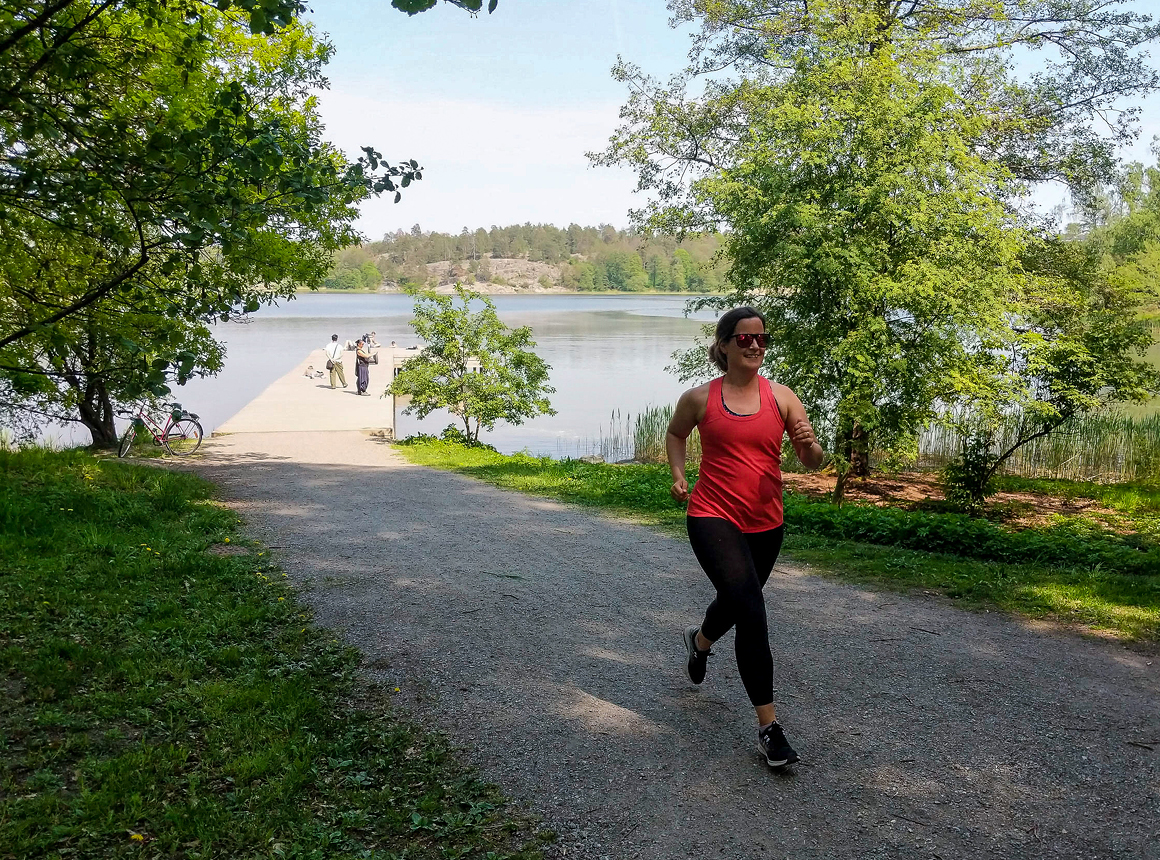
[632,404,700,465]
[563,404,702,465]
[626,400,1160,483]
[919,412,1160,483]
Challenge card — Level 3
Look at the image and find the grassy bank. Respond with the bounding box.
[0,448,543,860]
[396,440,1160,642]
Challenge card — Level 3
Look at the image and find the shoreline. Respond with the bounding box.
[298,287,722,297]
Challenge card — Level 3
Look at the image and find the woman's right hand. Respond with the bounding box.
[670,478,690,503]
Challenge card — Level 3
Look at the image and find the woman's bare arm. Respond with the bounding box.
[775,384,824,470]
[666,385,708,502]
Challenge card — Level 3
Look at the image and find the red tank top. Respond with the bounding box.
[687,376,785,532]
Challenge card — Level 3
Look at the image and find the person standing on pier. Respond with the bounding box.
[324,334,347,389]
[355,339,372,395]
[666,306,824,770]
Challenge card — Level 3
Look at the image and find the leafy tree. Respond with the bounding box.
[646,0,1160,203]
[943,235,1160,511]
[0,5,422,353]
[360,223,725,292]
[602,251,649,292]
[604,6,1024,502]
[598,0,1160,502]
[2,294,223,446]
[0,0,488,444]
[388,285,555,443]
[1078,144,1160,316]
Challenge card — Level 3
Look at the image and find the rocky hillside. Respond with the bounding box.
[408,256,569,293]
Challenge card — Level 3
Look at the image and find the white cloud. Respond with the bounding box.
[316,89,644,238]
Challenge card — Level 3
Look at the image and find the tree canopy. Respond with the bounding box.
[327,224,726,292]
[598,0,1160,503]
[0,0,487,444]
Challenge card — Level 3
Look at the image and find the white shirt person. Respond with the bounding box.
[324,334,347,389]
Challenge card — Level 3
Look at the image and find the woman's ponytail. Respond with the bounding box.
[708,340,728,372]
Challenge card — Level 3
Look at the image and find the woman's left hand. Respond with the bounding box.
[789,418,817,449]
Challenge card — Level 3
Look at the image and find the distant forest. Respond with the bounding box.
[322,224,727,292]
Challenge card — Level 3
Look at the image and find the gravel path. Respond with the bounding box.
[194,431,1160,860]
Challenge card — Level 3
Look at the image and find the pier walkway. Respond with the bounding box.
[214,348,400,436]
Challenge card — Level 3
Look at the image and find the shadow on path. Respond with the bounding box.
[193,432,1160,860]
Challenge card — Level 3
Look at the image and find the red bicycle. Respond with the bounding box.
[117,402,204,457]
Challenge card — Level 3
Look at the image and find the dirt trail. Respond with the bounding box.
[193,431,1160,860]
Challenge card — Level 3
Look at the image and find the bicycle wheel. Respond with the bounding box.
[117,425,137,458]
[164,418,203,455]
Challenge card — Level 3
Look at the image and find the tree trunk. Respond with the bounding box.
[849,421,870,477]
[77,379,118,447]
[832,463,850,507]
[831,421,868,505]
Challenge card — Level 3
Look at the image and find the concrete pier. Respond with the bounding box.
[214,349,397,436]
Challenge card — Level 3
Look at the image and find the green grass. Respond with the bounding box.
[0,448,545,860]
[396,440,1160,642]
[991,475,1160,515]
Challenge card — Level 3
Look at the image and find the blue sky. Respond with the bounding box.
[307,0,693,238]
[306,0,1160,239]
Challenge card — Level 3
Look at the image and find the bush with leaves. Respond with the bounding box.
[389,286,555,444]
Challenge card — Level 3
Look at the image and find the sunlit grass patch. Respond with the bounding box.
[0,448,544,860]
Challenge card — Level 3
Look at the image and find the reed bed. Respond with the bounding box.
[562,409,636,463]
[919,413,1160,483]
[626,401,1160,483]
[564,405,701,465]
[631,404,701,465]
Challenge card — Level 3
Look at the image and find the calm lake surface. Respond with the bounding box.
[180,293,717,457]
[39,294,1157,450]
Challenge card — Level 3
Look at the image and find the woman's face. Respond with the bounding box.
[723,316,766,373]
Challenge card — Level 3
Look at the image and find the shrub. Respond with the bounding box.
[783,492,1160,575]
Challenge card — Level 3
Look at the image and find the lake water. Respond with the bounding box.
[179,293,717,457]
[35,293,1158,451]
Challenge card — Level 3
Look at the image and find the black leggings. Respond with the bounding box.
[687,516,785,707]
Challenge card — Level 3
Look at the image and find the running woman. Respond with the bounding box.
[666,306,824,769]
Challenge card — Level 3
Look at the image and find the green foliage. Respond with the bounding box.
[654,1,1160,193]
[0,0,493,443]
[392,0,500,15]
[941,433,998,515]
[0,8,420,444]
[1,293,224,447]
[0,447,541,859]
[599,1,1160,499]
[942,235,1160,486]
[0,8,417,347]
[781,492,1160,577]
[323,245,385,290]
[600,4,1031,502]
[990,475,1160,516]
[388,285,556,443]
[921,411,1160,483]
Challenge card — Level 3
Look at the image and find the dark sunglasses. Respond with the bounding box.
[729,332,770,348]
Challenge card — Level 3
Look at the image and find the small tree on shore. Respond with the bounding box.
[389,285,555,443]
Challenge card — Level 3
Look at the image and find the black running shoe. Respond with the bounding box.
[683,625,711,684]
[758,722,799,768]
